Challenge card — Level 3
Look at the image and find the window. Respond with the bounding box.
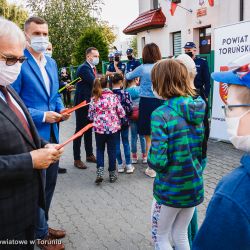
[172,32,182,56]
[152,0,159,9]
[141,37,146,49]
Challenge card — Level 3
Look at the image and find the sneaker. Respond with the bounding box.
[118,164,125,173]
[131,153,138,164]
[142,153,147,164]
[95,167,104,184]
[126,164,135,174]
[145,167,156,178]
[109,171,117,183]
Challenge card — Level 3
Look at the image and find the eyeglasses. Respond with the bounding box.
[222,104,250,116]
[0,51,27,66]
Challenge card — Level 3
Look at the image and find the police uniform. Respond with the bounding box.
[107,61,126,74]
[126,58,141,73]
[194,57,211,98]
[183,42,211,98]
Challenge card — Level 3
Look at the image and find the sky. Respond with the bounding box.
[100,0,139,39]
[7,0,139,40]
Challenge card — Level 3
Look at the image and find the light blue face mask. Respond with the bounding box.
[30,36,49,53]
[91,57,99,66]
[44,51,52,58]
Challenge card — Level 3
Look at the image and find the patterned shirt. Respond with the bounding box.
[148,96,206,208]
[88,89,125,134]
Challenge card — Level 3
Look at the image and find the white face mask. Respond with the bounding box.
[225,110,250,152]
[0,61,22,87]
[30,36,49,53]
[90,57,99,66]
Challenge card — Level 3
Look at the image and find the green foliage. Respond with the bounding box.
[73,28,109,72]
[26,0,115,68]
[130,36,138,57]
[0,0,28,28]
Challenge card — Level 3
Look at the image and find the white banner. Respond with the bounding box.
[210,21,250,140]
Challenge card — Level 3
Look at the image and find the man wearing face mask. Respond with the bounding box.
[106,51,126,76]
[45,42,53,58]
[73,47,99,169]
[12,16,69,250]
[193,53,250,250]
[126,48,141,73]
[184,42,211,101]
[0,18,64,249]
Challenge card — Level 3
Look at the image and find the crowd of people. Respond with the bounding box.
[0,15,249,250]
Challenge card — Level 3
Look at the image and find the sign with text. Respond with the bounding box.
[210,21,250,140]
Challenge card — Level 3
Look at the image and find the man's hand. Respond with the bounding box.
[60,109,71,121]
[30,145,64,169]
[45,111,62,123]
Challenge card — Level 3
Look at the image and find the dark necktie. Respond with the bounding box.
[0,86,33,140]
[93,67,97,77]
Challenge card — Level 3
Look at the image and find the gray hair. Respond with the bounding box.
[0,17,26,49]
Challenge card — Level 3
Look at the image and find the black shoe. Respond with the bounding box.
[58,167,67,174]
[109,171,117,183]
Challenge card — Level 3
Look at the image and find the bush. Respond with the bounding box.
[73,28,109,73]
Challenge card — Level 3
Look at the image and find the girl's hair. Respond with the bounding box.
[92,76,108,100]
[111,73,124,85]
[142,43,162,64]
[124,79,134,89]
[151,59,196,99]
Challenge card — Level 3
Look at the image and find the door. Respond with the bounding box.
[199,26,211,54]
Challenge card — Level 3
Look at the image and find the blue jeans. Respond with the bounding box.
[130,121,146,154]
[95,132,117,172]
[115,127,131,165]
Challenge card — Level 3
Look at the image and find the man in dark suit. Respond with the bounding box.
[73,47,99,169]
[0,18,64,250]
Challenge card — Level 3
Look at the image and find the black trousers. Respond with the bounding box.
[0,226,35,250]
[73,105,93,160]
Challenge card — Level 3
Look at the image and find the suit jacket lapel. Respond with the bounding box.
[25,49,49,98]
[0,87,36,149]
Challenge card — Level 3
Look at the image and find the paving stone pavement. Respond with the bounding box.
[36,116,243,250]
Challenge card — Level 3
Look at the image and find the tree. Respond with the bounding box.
[0,0,28,28]
[73,28,109,73]
[26,0,115,68]
[130,36,138,57]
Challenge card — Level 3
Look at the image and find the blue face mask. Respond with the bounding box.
[44,51,52,58]
[30,36,49,53]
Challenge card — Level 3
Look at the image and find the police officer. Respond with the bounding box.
[126,48,141,73]
[184,42,211,100]
[106,51,126,76]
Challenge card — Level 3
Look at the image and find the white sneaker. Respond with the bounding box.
[126,164,135,174]
[145,167,156,178]
[131,153,138,164]
[118,164,125,173]
[142,153,147,164]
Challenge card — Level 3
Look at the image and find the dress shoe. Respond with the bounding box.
[74,160,87,169]
[48,227,66,239]
[86,154,97,163]
[36,236,65,250]
[58,167,67,174]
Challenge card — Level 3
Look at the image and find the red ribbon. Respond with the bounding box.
[56,123,94,150]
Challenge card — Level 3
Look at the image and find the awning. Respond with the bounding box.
[123,8,166,35]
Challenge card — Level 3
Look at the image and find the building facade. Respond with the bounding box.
[123,0,250,58]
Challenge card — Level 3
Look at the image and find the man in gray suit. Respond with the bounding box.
[0,18,64,250]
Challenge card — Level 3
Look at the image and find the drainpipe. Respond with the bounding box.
[240,0,244,21]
